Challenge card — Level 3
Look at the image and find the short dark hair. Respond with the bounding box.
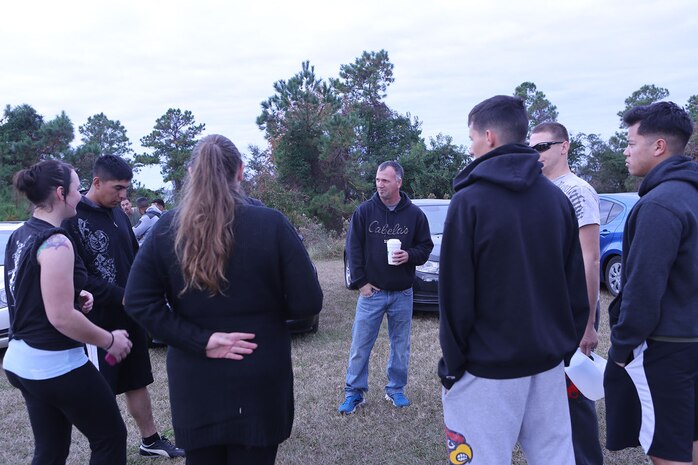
[93,155,133,182]
[152,198,165,209]
[531,122,569,142]
[468,95,528,145]
[623,101,693,153]
[136,197,149,209]
[377,160,404,181]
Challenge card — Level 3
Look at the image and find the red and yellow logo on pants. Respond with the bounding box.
[446,427,473,464]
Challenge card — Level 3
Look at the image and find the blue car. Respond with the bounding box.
[599,193,639,296]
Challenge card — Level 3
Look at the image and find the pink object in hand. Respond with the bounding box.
[105,353,117,366]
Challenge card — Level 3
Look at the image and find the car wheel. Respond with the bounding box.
[344,255,352,289]
[605,256,622,297]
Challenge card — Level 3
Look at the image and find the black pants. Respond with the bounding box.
[186,444,279,465]
[6,362,127,465]
[568,302,603,465]
[567,375,603,465]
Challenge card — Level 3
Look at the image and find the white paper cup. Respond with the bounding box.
[387,239,401,265]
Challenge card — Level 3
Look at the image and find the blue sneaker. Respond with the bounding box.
[385,392,410,408]
[338,393,365,414]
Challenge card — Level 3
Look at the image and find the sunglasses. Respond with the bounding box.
[530,141,563,153]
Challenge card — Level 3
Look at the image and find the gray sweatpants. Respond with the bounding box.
[442,363,574,465]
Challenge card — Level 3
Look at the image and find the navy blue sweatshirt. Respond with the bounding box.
[346,192,433,291]
[609,155,698,364]
[438,144,589,387]
[62,196,139,328]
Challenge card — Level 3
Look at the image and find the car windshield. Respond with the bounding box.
[418,204,449,235]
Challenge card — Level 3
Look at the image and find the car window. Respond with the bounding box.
[599,199,626,226]
[599,199,613,225]
[418,205,449,235]
[606,203,625,224]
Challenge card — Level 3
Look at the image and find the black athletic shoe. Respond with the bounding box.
[139,437,185,458]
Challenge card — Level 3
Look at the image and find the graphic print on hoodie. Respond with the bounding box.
[62,196,138,327]
[78,217,117,283]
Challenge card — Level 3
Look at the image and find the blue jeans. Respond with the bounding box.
[344,288,413,397]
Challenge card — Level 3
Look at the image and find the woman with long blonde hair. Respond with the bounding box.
[125,134,322,465]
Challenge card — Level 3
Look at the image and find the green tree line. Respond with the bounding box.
[516,82,698,193]
[2,50,697,230]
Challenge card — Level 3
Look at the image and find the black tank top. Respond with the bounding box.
[4,217,87,350]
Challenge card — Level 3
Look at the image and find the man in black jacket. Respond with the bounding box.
[63,156,184,458]
[605,102,698,465]
[339,161,433,414]
[438,96,588,464]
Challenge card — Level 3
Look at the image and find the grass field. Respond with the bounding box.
[0,259,647,464]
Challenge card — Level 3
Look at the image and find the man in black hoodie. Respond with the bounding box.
[438,96,589,464]
[63,156,184,458]
[339,161,433,414]
[605,102,698,465]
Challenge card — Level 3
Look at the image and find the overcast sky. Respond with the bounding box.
[2,0,697,189]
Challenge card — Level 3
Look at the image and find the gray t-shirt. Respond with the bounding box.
[553,173,600,227]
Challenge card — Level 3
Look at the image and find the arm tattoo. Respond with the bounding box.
[38,234,71,256]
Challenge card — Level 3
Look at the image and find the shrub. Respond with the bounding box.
[0,185,30,221]
[300,219,348,261]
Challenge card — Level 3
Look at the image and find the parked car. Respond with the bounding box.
[286,313,320,334]
[286,253,320,334]
[0,222,24,349]
[599,193,639,296]
[344,198,450,312]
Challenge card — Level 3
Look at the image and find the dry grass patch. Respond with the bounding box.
[1,259,647,464]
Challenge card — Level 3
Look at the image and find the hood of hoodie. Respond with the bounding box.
[639,155,698,196]
[369,191,413,212]
[79,195,118,217]
[453,144,542,193]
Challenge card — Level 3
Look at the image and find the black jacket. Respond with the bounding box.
[438,144,588,387]
[609,156,698,364]
[62,196,139,328]
[124,204,323,449]
[346,192,433,291]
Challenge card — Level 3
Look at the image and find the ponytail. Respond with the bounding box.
[175,135,243,295]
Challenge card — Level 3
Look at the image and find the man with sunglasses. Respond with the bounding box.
[530,122,603,465]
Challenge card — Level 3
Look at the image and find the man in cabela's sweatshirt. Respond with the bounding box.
[339,160,433,414]
[605,102,698,465]
[62,155,184,458]
[438,95,589,465]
